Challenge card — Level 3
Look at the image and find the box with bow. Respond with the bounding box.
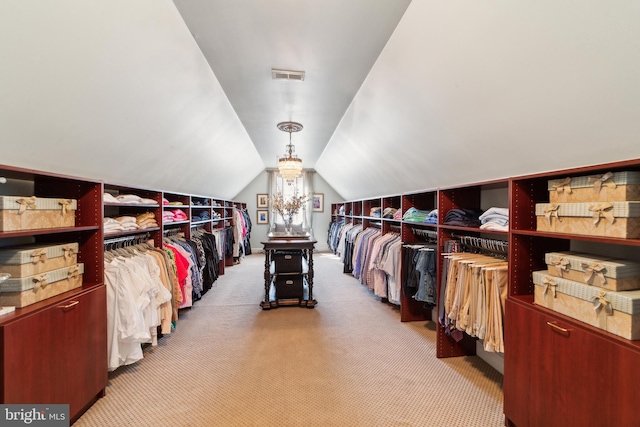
[533,270,640,340]
[535,201,640,238]
[0,196,77,231]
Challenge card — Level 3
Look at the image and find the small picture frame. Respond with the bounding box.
[312,193,324,213]
[257,194,269,208]
[257,210,269,224]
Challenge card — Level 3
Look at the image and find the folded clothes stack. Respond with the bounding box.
[191,211,211,222]
[403,207,431,222]
[424,209,438,224]
[163,209,188,223]
[136,212,158,229]
[103,216,140,235]
[479,207,509,231]
[382,207,397,219]
[444,208,483,227]
[103,193,156,205]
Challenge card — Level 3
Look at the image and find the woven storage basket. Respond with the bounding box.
[548,171,640,203]
[545,251,640,291]
[535,201,640,238]
[0,196,77,231]
[0,243,78,278]
[533,270,640,340]
[0,263,83,308]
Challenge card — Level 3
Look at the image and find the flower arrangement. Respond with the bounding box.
[270,192,309,231]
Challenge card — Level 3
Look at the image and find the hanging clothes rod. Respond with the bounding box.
[411,228,438,241]
[451,233,508,254]
[104,232,151,247]
[163,227,183,236]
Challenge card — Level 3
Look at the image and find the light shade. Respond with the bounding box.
[277,121,303,180]
[278,156,303,180]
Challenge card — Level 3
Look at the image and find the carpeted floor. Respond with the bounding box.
[74,252,504,427]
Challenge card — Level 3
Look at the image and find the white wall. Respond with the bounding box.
[233,171,342,252]
[0,0,264,199]
[317,0,640,200]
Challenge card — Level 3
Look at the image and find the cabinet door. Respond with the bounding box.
[2,286,107,420]
[505,299,640,427]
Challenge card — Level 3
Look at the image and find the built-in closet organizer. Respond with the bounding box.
[163,191,191,236]
[504,159,640,427]
[190,195,213,232]
[437,180,509,364]
[103,184,162,245]
[0,165,106,424]
[401,190,437,322]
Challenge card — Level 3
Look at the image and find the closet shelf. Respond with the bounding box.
[0,225,100,239]
[104,203,160,208]
[511,229,640,247]
[103,228,160,239]
[402,221,437,228]
[440,224,508,235]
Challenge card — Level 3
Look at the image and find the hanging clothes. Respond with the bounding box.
[104,243,172,372]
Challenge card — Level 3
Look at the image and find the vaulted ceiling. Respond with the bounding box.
[172,0,412,170]
[2,1,640,201]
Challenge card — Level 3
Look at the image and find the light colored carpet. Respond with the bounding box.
[74,252,504,427]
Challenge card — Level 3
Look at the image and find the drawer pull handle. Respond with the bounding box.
[286,280,294,285]
[285,255,292,260]
[58,300,79,310]
[546,321,570,333]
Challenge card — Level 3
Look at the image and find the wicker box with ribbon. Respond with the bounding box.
[548,171,640,203]
[533,270,640,340]
[535,201,640,238]
[0,263,84,308]
[0,196,77,231]
[0,243,79,278]
[545,251,640,291]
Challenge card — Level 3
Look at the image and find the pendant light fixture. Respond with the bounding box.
[277,121,303,181]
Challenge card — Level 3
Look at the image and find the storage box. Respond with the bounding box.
[274,275,304,299]
[535,202,640,238]
[0,263,83,308]
[272,250,304,273]
[0,243,78,278]
[533,270,640,340]
[545,251,640,291]
[0,196,77,231]
[548,171,640,203]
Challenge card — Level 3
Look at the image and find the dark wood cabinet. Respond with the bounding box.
[1,286,107,419]
[505,158,640,426]
[333,158,640,425]
[505,297,640,427]
[0,164,107,423]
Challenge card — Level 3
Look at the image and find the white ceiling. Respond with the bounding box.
[3,1,640,202]
[172,0,412,169]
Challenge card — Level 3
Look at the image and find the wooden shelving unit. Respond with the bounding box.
[0,164,107,424]
[332,158,640,425]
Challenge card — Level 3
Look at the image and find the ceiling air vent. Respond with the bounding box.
[272,69,305,81]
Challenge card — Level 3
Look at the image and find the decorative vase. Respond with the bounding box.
[285,216,293,234]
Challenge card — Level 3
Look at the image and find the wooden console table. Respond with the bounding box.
[261,237,317,309]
